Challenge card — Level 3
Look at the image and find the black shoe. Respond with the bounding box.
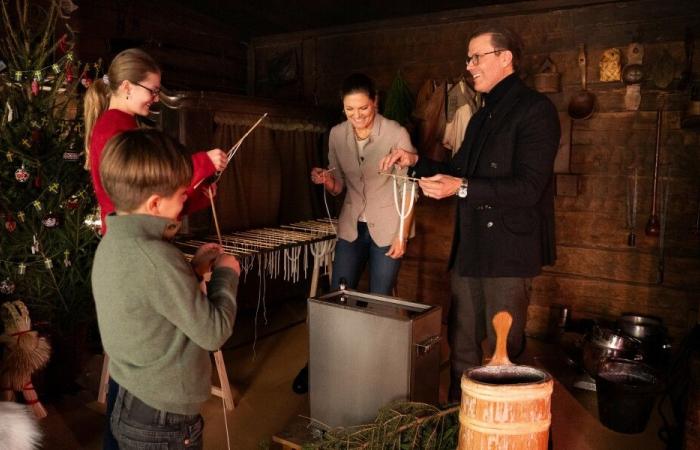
[292,364,308,394]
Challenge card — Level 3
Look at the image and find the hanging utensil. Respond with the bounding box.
[626,168,639,246]
[623,43,644,111]
[568,44,596,120]
[645,105,663,236]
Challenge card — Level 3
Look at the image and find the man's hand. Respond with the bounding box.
[206,149,228,172]
[419,174,462,199]
[310,167,337,192]
[379,147,418,171]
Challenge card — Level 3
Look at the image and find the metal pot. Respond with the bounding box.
[617,314,665,341]
[582,327,642,376]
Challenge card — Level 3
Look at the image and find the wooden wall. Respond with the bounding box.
[250,0,700,339]
[72,0,246,93]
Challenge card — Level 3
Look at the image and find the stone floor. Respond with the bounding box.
[31,299,672,450]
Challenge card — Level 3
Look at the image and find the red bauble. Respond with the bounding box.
[4,216,16,232]
[33,173,41,188]
[15,167,30,183]
[65,63,73,83]
[65,195,80,210]
[31,79,39,96]
[58,34,68,53]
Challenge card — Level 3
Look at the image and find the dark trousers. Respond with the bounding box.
[111,385,204,449]
[448,272,531,401]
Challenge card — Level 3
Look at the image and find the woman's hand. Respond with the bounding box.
[385,237,408,259]
[191,243,223,278]
[310,167,336,192]
[206,149,228,172]
[379,147,418,172]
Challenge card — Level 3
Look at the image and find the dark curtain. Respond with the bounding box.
[212,113,327,232]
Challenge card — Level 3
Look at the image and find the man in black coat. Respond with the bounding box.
[380,26,560,401]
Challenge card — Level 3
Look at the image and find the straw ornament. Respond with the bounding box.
[0,300,51,418]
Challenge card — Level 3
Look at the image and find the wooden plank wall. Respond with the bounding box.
[72,0,246,93]
[250,0,700,340]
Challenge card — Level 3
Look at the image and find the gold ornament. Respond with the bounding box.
[599,48,622,82]
[33,201,42,211]
[17,264,26,275]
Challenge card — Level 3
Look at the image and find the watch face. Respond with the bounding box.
[458,186,468,198]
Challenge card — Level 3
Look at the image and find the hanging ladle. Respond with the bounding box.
[568,44,596,120]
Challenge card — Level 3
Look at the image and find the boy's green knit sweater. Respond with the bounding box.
[92,214,239,415]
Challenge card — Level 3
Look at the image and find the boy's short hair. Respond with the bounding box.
[100,129,193,212]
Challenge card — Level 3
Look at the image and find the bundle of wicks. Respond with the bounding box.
[0,300,51,418]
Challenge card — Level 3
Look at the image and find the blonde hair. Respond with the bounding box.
[83,48,160,168]
[100,129,192,212]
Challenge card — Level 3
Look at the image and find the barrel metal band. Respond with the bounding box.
[459,411,551,435]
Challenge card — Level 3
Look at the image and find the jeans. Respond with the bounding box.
[330,222,401,295]
[111,385,204,450]
[103,377,120,450]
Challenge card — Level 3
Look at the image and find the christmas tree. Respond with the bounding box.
[0,0,99,337]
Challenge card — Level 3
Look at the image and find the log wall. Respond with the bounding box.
[72,0,246,93]
[250,0,700,339]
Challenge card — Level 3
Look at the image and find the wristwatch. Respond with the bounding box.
[456,178,468,198]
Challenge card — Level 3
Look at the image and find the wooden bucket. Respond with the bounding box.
[458,312,553,450]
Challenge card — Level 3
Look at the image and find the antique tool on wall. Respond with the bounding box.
[678,28,694,91]
[534,57,561,93]
[657,178,670,284]
[568,44,596,120]
[556,117,579,197]
[645,106,663,236]
[599,48,621,82]
[626,168,639,246]
[623,43,644,111]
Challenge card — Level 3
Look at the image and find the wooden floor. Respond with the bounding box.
[34,302,670,450]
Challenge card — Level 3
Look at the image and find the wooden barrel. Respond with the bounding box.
[458,311,553,450]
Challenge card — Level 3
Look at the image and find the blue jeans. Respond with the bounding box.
[111,385,204,449]
[103,377,120,450]
[330,222,401,295]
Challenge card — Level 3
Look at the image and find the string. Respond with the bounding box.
[207,185,230,450]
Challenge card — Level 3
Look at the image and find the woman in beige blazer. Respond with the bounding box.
[310,73,416,295]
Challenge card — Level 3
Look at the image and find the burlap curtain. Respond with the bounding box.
[212,113,328,232]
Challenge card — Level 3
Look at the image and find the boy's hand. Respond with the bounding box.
[191,243,222,278]
[214,254,240,276]
[206,149,228,172]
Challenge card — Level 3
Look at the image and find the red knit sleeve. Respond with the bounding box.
[182,151,217,214]
[89,110,138,234]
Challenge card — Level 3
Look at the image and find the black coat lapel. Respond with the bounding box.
[466,81,524,176]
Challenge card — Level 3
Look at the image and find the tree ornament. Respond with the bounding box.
[62,151,79,161]
[15,165,30,183]
[33,201,42,211]
[44,258,53,270]
[33,173,41,189]
[66,51,74,62]
[42,212,60,228]
[84,211,101,232]
[5,151,12,162]
[17,212,25,222]
[31,129,42,145]
[14,71,22,81]
[21,138,31,148]
[5,215,17,232]
[52,63,60,74]
[0,278,15,295]
[31,79,39,96]
[63,250,71,267]
[58,34,67,53]
[65,195,80,210]
[18,263,26,276]
[31,235,40,254]
[65,63,73,82]
[48,182,60,194]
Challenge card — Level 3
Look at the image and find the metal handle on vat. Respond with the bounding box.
[415,335,441,356]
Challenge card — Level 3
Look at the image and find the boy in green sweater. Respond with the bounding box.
[92,129,239,450]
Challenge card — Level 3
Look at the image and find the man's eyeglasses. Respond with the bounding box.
[466,49,504,66]
[132,81,161,98]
